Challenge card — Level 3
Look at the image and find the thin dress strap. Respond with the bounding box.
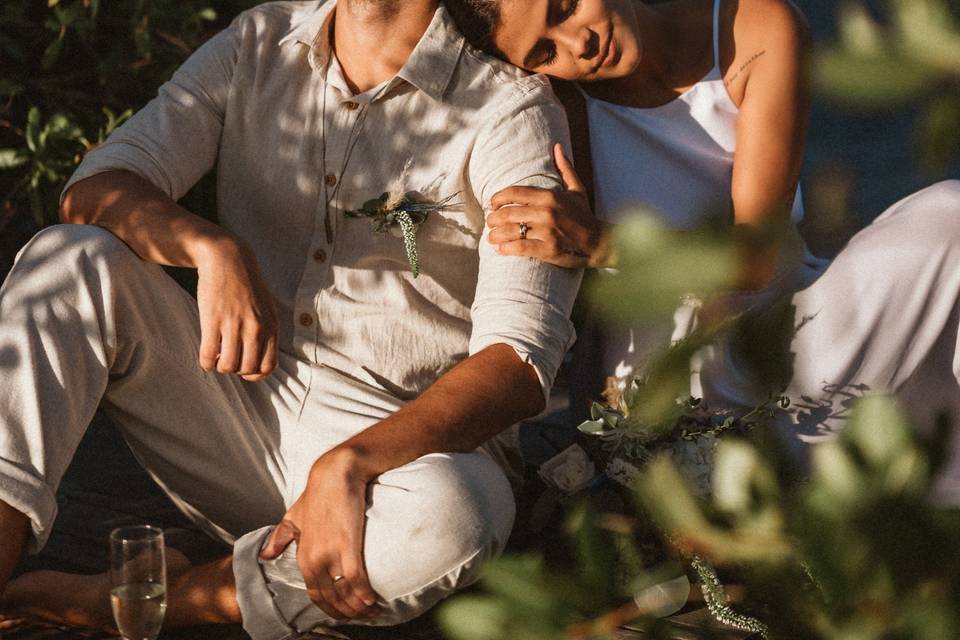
[712,0,722,72]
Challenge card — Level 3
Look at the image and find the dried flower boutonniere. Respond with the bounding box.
[346,190,461,278]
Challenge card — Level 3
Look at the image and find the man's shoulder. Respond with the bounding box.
[229,0,328,41]
[449,42,559,115]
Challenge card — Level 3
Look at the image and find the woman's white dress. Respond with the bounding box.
[580,0,960,500]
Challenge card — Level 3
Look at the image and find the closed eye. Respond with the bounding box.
[540,42,559,67]
[523,0,580,68]
[525,39,558,68]
[550,0,580,25]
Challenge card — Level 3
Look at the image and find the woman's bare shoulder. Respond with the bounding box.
[720,0,811,105]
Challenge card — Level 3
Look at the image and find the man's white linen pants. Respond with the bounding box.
[0,224,516,639]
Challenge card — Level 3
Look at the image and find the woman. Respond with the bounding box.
[445,0,960,494]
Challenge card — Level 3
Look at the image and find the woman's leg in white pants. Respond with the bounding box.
[704,180,960,498]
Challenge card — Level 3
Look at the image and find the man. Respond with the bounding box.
[0,0,581,635]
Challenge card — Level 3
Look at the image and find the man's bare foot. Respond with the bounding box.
[0,548,192,632]
[0,611,27,631]
[0,569,114,631]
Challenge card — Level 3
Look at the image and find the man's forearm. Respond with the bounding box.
[322,343,545,482]
[60,169,280,380]
[60,170,244,269]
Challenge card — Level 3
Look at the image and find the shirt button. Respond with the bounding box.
[313,249,327,263]
[343,101,359,111]
[299,313,314,327]
[325,174,337,187]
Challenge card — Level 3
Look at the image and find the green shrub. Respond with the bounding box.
[0,0,260,268]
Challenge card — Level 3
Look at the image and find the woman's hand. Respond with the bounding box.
[488,144,612,269]
[259,449,380,622]
[195,236,279,382]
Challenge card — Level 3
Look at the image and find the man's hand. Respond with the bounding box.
[488,144,606,269]
[259,449,381,621]
[195,238,278,382]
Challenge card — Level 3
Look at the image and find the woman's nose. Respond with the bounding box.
[555,26,599,60]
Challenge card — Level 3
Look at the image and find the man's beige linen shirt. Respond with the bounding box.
[64,1,580,400]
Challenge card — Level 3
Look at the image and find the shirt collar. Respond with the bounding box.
[278,2,464,103]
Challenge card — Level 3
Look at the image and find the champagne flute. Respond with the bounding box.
[109,525,167,640]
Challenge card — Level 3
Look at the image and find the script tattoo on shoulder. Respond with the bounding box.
[724,49,767,87]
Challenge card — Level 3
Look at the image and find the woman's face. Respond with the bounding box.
[492,0,642,81]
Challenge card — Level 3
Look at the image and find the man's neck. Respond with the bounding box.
[333,0,439,95]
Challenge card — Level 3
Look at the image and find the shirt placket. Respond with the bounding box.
[291,77,364,365]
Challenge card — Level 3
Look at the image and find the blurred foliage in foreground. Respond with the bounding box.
[440,2,960,636]
[815,0,960,175]
[0,0,258,243]
[439,211,960,640]
[441,393,960,639]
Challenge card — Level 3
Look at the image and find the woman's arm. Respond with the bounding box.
[487,144,617,268]
[726,0,812,288]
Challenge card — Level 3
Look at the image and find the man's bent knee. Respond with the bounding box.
[231,453,517,638]
[14,224,134,270]
[364,453,515,603]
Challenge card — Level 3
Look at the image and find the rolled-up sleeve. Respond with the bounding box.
[468,77,582,401]
[61,17,241,203]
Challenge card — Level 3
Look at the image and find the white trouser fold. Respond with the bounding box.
[700,181,960,501]
[0,223,516,634]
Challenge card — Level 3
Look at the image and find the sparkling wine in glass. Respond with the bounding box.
[109,525,167,640]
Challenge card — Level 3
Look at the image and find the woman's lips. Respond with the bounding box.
[602,37,619,68]
[593,25,617,73]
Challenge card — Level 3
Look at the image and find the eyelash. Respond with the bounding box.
[541,0,580,67]
[557,0,580,22]
[542,45,559,66]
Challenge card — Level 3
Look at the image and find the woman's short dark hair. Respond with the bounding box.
[442,0,504,58]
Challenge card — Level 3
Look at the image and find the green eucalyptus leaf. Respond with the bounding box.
[437,596,512,640]
[590,213,738,326]
[566,503,618,608]
[809,440,867,510]
[25,108,41,152]
[815,46,935,110]
[100,108,133,140]
[46,113,82,140]
[487,554,603,619]
[624,561,687,601]
[710,440,786,546]
[915,95,960,175]
[589,401,605,421]
[845,395,912,470]
[837,1,885,55]
[636,455,793,563]
[843,395,931,497]
[42,34,64,69]
[134,17,152,58]
[577,419,609,435]
[626,330,714,428]
[0,79,24,98]
[53,2,83,26]
[635,456,713,537]
[895,0,960,75]
[0,149,28,170]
